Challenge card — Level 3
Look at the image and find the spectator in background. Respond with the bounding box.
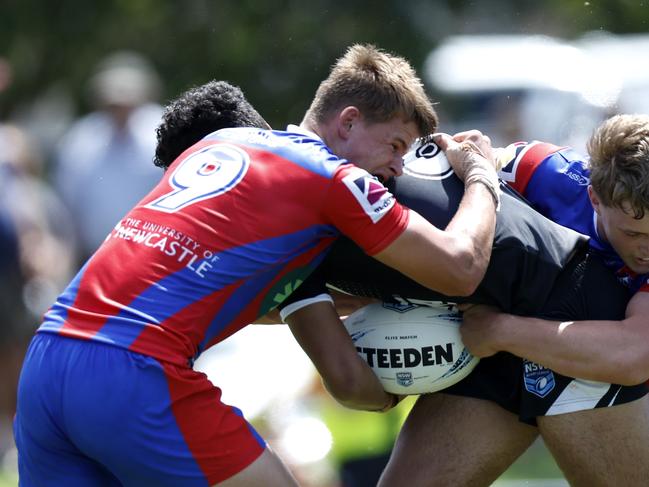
[0,122,77,466]
[53,50,163,263]
[0,55,77,466]
[0,124,77,317]
[0,129,23,434]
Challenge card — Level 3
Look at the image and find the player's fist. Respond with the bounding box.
[434,131,500,208]
[433,131,495,181]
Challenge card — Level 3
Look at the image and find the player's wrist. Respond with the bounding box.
[491,312,516,351]
[464,165,500,210]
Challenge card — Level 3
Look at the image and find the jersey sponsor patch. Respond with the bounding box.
[342,168,396,223]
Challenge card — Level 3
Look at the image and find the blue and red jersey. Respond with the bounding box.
[498,141,649,294]
[38,127,409,365]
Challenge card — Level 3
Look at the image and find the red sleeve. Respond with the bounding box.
[323,165,409,255]
[498,141,566,194]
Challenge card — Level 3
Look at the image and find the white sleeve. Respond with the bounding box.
[279,293,334,322]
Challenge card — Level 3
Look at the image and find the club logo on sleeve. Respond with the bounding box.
[497,142,528,183]
[342,169,395,223]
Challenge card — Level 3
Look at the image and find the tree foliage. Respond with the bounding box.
[2,0,648,128]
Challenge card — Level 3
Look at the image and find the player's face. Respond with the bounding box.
[594,198,649,274]
[343,117,419,182]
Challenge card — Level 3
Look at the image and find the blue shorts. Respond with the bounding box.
[14,333,266,486]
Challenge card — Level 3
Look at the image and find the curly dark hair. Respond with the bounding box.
[154,80,269,169]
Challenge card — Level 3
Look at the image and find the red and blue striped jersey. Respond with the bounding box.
[498,141,649,294]
[39,127,409,364]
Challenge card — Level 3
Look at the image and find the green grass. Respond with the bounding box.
[495,438,568,485]
[0,471,17,487]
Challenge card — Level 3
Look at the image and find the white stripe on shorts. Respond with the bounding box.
[545,378,613,416]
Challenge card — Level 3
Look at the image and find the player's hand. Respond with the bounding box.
[451,130,496,165]
[377,392,405,412]
[433,131,500,208]
[433,131,496,181]
[459,304,506,358]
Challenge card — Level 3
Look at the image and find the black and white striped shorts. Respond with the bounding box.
[443,249,648,425]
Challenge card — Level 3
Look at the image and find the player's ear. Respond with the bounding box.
[588,185,602,215]
[337,106,360,140]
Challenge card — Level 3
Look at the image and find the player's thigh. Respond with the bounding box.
[85,357,269,486]
[214,447,299,487]
[378,393,539,487]
[14,432,121,487]
[15,411,120,487]
[14,335,123,487]
[538,394,649,487]
[21,335,269,486]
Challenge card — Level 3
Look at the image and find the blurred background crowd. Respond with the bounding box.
[2,1,649,485]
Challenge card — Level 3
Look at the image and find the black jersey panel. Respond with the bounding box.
[281,172,588,315]
[538,248,631,322]
[316,173,587,315]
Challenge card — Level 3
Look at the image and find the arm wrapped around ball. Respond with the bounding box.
[285,299,399,411]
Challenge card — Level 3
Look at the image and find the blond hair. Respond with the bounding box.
[304,44,438,137]
[587,114,649,218]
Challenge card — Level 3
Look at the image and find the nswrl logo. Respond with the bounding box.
[523,359,556,398]
[396,372,414,387]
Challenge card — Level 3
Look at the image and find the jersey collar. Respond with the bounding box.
[286,124,322,142]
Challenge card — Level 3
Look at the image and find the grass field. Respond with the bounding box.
[0,471,17,487]
[0,448,17,487]
[496,438,568,485]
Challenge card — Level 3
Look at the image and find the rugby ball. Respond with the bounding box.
[343,302,479,395]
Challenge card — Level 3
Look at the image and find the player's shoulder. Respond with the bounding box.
[497,140,590,195]
[497,140,562,173]
[206,127,346,179]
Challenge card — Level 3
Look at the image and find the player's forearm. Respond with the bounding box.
[286,301,399,412]
[443,136,499,294]
[495,314,649,385]
[375,208,495,297]
[322,372,397,412]
[421,130,498,295]
[443,181,497,292]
